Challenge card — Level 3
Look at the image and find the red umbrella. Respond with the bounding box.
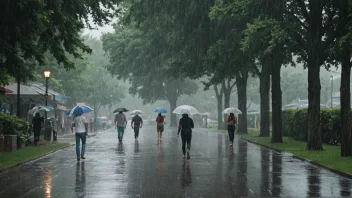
[0,87,13,94]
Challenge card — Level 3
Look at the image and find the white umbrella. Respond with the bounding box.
[172,105,200,115]
[130,110,143,115]
[222,107,242,115]
[28,106,54,115]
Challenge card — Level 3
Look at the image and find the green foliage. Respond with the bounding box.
[102,24,198,105]
[34,37,125,111]
[0,113,29,136]
[83,65,125,110]
[1,0,121,83]
[282,109,296,136]
[282,109,341,145]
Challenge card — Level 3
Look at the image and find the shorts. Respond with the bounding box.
[157,125,164,132]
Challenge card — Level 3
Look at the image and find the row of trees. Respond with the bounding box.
[2,0,352,156]
[102,0,352,156]
[33,37,125,122]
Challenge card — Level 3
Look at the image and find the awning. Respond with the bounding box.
[4,82,70,101]
[54,95,71,101]
[0,87,13,93]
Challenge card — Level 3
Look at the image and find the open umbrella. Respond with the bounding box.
[200,112,211,116]
[172,105,199,115]
[113,108,129,113]
[154,107,168,114]
[28,106,54,114]
[101,116,108,120]
[130,110,143,115]
[68,105,93,116]
[222,107,242,115]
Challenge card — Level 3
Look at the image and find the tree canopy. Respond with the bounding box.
[0,0,121,85]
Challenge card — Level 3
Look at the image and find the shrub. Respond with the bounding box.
[320,108,340,145]
[0,113,30,136]
[282,108,341,145]
[291,109,308,141]
[282,109,297,136]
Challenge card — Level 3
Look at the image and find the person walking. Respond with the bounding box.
[156,113,165,143]
[131,113,143,140]
[227,113,237,146]
[72,113,88,161]
[32,113,44,146]
[114,111,127,142]
[50,115,57,141]
[178,111,194,159]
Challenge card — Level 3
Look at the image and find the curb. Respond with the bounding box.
[239,136,352,180]
[0,144,73,174]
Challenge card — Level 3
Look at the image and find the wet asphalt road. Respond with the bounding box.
[0,125,351,197]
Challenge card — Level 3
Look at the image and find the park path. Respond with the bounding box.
[0,125,351,197]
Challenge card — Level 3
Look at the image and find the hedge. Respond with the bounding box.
[282,108,341,145]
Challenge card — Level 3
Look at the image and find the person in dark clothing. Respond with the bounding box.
[178,112,194,159]
[32,113,44,146]
[227,113,237,146]
[131,114,143,140]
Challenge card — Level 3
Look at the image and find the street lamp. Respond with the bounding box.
[44,70,51,140]
[330,75,333,108]
[44,70,51,106]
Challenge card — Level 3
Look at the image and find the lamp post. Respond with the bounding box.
[330,75,333,108]
[44,70,51,140]
[44,70,51,105]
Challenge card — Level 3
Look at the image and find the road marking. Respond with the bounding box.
[268,190,272,194]
[249,188,254,194]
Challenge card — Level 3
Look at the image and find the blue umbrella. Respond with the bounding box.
[154,107,168,114]
[68,105,93,116]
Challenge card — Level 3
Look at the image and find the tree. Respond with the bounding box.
[285,0,352,150]
[84,65,124,129]
[0,0,120,83]
[35,37,125,115]
[102,25,198,126]
[281,72,307,105]
[240,0,293,141]
[328,1,352,156]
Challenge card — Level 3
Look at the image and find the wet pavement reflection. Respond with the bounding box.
[0,125,351,197]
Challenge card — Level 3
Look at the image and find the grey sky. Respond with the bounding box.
[83,24,114,39]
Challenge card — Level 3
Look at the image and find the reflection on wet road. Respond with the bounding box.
[0,126,351,197]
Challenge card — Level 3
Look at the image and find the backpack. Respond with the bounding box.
[157,116,164,126]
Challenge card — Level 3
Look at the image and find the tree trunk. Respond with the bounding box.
[306,2,323,151]
[271,60,283,143]
[169,97,178,127]
[214,84,224,130]
[306,61,323,150]
[340,48,351,157]
[237,72,248,134]
[223,81,231,130]
[94,106,98,132]
[16,71,20,117]
[259,61,271,137]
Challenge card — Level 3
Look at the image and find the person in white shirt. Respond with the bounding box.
[114,111,127,142]
[73,114,88,161]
